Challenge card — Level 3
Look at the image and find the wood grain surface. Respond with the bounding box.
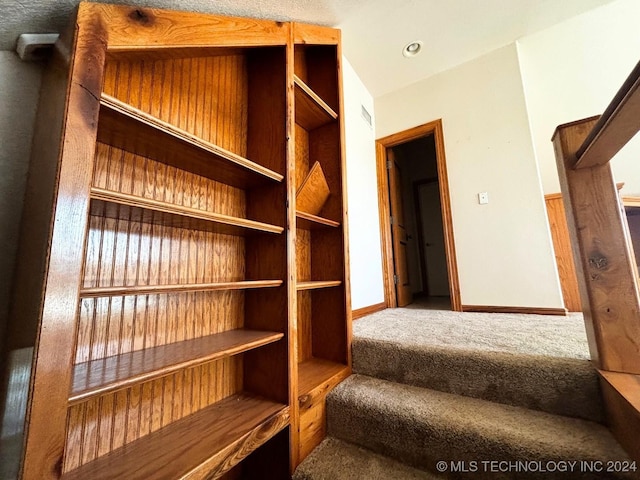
[70,329,284,404]
[63,394,289,479]
[294,75,337,131]
[554,118,640,373]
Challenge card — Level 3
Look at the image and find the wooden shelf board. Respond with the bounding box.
[62,394,289,480]
[296,280,342,291]
[296,210,340,229]
[70,329,284,404]
[91,187,284,236]
[298,358,349,397]
[80,280,283,298]
[98,94,284,189]
[294,75,338,131]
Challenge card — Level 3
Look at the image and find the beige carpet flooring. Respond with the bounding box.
[294,303,633,479]
[354,303,590,360]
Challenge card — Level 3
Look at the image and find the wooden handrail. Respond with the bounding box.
[553,58,640,462]
[574,60,640,168]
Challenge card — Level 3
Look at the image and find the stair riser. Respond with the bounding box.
[353,339,604,423]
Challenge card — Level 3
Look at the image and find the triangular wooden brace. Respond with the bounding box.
[296,161,330,216]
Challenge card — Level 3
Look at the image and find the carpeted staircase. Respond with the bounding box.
[294,308,635,479]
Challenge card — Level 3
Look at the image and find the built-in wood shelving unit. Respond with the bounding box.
[296,280,342,291]
[91,188,284,236]
[62,394,289,480]
[70,329,284,404]
[3,6,350,478]
[294,75,338,131]
[97,94,284,188]
[79,280,283,298]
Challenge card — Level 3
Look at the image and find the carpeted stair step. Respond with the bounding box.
[327,374,633,479]
[353,336,604,423]
[293,437,442,480]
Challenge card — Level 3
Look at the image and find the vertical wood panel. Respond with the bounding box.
[297,291,313,362]
[545,194,582,312]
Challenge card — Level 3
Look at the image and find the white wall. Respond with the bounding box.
[517,0,640,195]
[0,51,43,337]
[376,44,564,308]
[342,57,385,309]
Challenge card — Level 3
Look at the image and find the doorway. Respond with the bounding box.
[376,120,461,311]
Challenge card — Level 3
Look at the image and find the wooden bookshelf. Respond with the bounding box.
[62,394,290,480]
[296,211,340,229]
[3,6,350,477]
[98,94,284,188]
[294,75,337,131]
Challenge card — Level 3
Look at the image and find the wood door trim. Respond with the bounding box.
[376,142,395,307]
[375,120,462,311]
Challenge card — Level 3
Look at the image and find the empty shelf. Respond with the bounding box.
[91,187,284,236]
[80,280,283,298]
[98,94,283,189]
[294,75,338,130]
[62,394,289,480]
[298,358,349,397]
[70,329,284,404]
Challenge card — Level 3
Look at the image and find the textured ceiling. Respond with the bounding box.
[339,0,617,96]
[1,0,617,97]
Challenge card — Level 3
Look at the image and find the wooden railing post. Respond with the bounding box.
[553,118,640,374]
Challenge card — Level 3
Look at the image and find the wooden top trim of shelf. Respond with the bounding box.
[98,94,284,188]
[294,75,338,130]
[91,187,284,235]
[80,280,283,298]
[62,393,289,480]
[296,280,342,291]
[293,23,340,45]
[79,3,290,50]
[296,210,340,229]
[69,329,284,404]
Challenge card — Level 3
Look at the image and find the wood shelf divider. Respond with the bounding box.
[298,358,349,397]
[91,187,284,236]
[98,93,284,188]
[62,394,290,480]
[296,210,340,229]
[294,75,338,131]
[70,329,285,404]
[80,280,283,298]
[296,280,342,291]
